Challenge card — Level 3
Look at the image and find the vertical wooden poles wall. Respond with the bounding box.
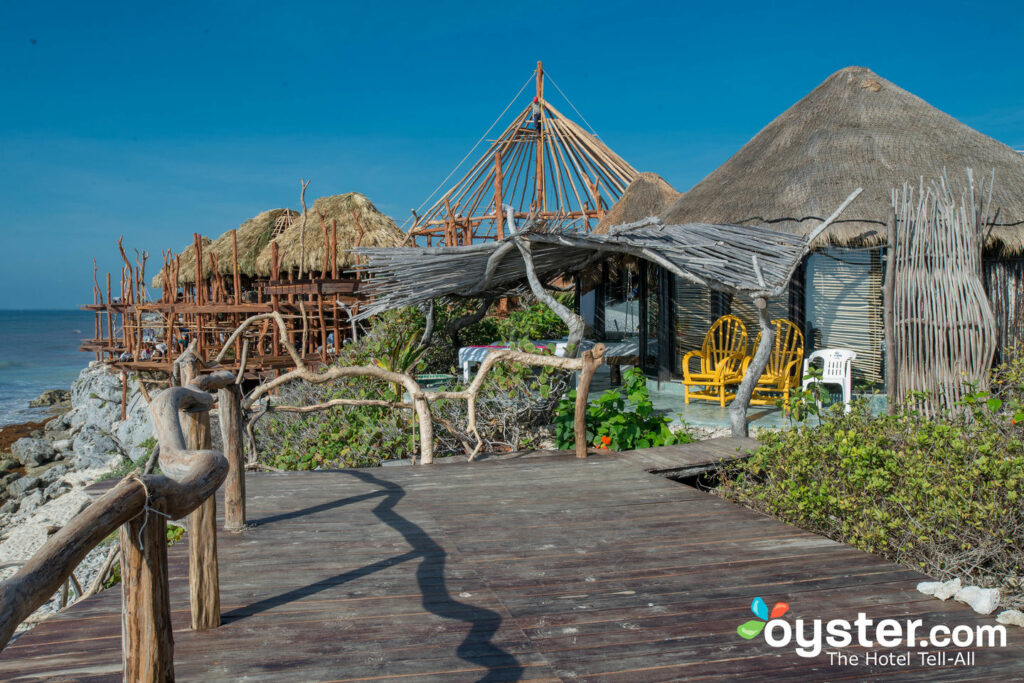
[179,357,221,631]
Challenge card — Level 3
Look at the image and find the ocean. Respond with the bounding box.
[0,310,96,428]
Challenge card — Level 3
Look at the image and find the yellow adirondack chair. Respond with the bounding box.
[741,319,805,406]
[682,315,748,407]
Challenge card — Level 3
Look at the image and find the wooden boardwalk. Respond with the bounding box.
[2,439,1022,681]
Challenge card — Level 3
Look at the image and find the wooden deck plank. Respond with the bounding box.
[2,445,1021,681]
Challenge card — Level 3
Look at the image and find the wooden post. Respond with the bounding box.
[121,372,128,421]
[729,298,775,438]
[535,60,546,212]
[494,150,504,240]
[219,384,246,531]
[231,229,241,307]
[179,356,221,631]
[120,511,173,682]
[883,208,898,415]
[573,344,605,458]
[271,242,281,358]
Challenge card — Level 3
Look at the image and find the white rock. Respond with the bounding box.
[996,610,1024,627]
[51,439,72,453]
[935,577,961,600]
[18,491,43,514]
[954,585,1000,614]
[919,577,960,600]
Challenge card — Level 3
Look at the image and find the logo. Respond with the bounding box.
[737,597,789,640]
[735,596,1005,662]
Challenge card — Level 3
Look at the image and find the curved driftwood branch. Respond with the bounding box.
[729,299,775,438]
[0,452,227,650]
[245,364,434,464]
[0,371,231,655]
[513,237,585,355]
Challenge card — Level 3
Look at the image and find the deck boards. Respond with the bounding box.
[2,442,1022,681]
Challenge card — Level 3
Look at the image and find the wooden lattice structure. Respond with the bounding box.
[81,193,405,376]
[889,172,997,414]
[407,62,638,245]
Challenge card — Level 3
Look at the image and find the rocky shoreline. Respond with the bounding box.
[0,362,160,636]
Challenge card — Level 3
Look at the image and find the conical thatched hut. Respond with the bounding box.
[153,209,298,287]
[590,66,1024,384]
[208,208,299,278]
[660,66,1024,251]
[254,193,404,277]
[152,237,213,288]
[594,173,681,234]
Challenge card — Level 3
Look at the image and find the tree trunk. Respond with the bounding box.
[730,299,775,437]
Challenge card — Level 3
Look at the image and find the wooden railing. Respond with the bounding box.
[0,366,245,681]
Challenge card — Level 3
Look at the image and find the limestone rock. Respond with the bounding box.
[7,476,40,498]
[954,585,1000,615]
[917,577,960,600]
[11,438,55,468]
[42,481,68,500]
[996,610,1024,627]
[51,439,72,453]
[18,491,43,514]
[0,500,15,515]
[29,389,70,408]
[39,464,68,485]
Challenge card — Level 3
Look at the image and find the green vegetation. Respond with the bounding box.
[257,299,573,469]
[554,368,694,451]
[722,350,1024,608]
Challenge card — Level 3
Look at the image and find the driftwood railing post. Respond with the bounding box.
[574,344,605,458]
[729,298,775,438]
[120,507,173,682]
[219,384,246,530]
[179,355,221,630]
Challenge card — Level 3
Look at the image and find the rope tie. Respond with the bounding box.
[124,473,171,552]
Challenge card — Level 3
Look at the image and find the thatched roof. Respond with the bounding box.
[207,208,298,278]
[594,173,681,234]
[153,210,297,286]
[659,66,1024,254]
[356,215,833,321]
[153,237,213,288]
[254,193,405,277]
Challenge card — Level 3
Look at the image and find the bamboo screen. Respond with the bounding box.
[891,175,996,414]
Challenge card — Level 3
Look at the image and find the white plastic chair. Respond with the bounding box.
[802,349,856,413]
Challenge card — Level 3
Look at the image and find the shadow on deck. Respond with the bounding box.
[1,439,1021,681]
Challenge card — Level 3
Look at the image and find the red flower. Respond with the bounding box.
[601,435,611,446]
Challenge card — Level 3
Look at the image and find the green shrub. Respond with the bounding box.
[553,367,694,451]
[721,391,1024,607]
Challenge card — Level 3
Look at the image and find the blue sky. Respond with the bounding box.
[2,0,1022,309]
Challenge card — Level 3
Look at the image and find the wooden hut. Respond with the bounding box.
[83,194,404,375]
[590,66,1024,385]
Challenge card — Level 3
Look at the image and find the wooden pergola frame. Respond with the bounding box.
[408,62,638,246]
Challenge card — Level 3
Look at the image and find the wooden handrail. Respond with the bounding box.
[0,373,234,680]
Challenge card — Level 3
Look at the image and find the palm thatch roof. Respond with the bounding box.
[254,193,405,277]
[659,66,1024,254]
[207,208,299,278]
[594,173,681,234]
[152,237,213,288]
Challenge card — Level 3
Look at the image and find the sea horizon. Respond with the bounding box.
[0,310,96,429]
